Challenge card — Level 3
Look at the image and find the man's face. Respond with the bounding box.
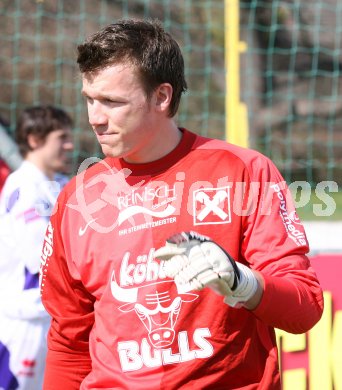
[38,128,74,176]
[81,63,161,163]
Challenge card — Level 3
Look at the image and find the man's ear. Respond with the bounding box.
[27,134,43,150]
[154,83,173,113]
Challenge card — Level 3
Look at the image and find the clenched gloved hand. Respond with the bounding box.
[154,231,258,308]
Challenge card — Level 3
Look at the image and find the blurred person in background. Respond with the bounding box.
[0,105,73,390]
[41,19,323,389]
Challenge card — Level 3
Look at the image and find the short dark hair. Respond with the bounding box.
[15,105,73,157]
[77,18,187,117]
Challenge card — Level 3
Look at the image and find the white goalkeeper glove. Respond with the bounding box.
[154,231,258,308]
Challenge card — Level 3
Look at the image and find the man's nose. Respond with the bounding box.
[88,102,107,128]
[63,139,74,151]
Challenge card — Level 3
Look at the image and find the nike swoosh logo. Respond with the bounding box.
[79,218,97,236]
[118,204,176,226]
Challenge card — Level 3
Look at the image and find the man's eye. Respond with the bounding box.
[104,99,124,105]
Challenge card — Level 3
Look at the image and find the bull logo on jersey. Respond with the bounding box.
[111,272,198,348]
[193,186,231,225]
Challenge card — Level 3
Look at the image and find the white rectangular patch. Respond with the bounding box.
[193,186,232,226]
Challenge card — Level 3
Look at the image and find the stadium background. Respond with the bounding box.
[0,0,340,388]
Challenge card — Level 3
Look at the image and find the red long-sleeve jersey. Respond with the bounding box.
[40,129,323,389]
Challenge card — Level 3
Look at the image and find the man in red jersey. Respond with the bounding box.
[40,19,323,389]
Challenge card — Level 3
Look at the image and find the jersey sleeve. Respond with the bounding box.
[40,190,95,389]
[1,178,49,274]
[240,154,323,333]
[0,180,50,319]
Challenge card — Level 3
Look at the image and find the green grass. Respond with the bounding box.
[292,189,342,221]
